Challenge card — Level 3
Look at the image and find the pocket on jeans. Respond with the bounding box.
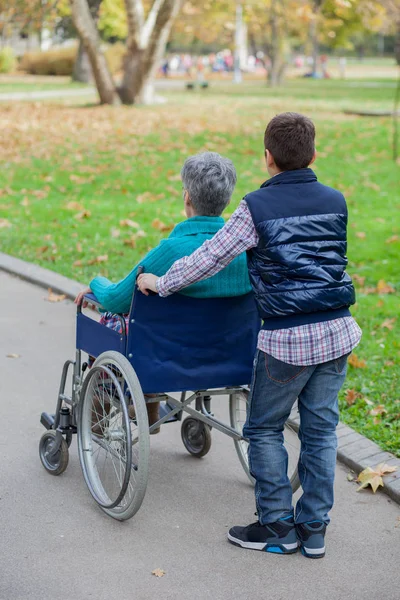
[334,353,350,374]
[265,353,306,385]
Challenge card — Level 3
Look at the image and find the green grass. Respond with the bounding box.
[1,78,399,456]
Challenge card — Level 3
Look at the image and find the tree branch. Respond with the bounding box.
[142,0,182,67]
[124,0,144,48]
[141,0,166,48]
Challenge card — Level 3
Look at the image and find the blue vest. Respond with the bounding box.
[245,168,356,330]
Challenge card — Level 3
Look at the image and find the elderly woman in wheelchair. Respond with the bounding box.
[74,152,251,432]
[39,152,300,521]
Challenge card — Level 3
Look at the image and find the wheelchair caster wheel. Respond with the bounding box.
[39,431,69,476]
[181,417,212,458]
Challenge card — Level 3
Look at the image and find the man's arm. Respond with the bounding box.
[138,200,258,297]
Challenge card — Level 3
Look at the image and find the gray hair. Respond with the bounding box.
[181,152,237,216]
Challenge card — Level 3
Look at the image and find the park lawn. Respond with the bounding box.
[0,78,399,456]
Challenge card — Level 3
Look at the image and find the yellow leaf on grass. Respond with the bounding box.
[87,255,108,265]
[355,232,366,239]
[46,289,66,303]
[66,201,84,211]
[376,280,395,294]
[345,389,361,406]
[381,318,396,330]
[357,463,397,493]
[0,218,11,228]
[120,219,140,229]
[75,210,91,220]
[385,235,399,244]
[348,354,367,369]
[151,568,166,578]
[352,274,365,287]
[123,236,137,248]
[369,404,387,417]
[152,218,174,232]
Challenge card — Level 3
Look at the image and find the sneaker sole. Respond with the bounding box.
[300,545,325,559]
[227,533,298,554]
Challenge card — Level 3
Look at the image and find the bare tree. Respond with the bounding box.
[70,0,183,105]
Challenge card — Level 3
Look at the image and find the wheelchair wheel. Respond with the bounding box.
[229,390,301,492]
[77,351,149,521]
[181,417,212,458]
[39,430,69,476]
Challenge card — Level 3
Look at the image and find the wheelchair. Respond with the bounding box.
[39,284,300,521]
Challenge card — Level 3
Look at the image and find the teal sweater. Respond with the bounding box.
[90,216,251,314]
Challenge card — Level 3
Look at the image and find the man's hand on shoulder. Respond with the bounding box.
[137,273,159,296]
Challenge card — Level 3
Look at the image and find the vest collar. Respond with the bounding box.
[261,168,317,188]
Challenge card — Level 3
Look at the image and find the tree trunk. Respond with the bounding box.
[267,0,285,87]
[71,0,118,105]
[72,39,92,83]
[118,0,182,105]
[395,22,400,66]
[309,0,323,76]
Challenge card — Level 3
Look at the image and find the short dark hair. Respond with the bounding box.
[264,112,315,171]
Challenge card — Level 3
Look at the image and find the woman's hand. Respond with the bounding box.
[74,286,92,307]
[137,273,159,296]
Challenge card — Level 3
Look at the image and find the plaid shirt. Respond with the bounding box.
[157,200,362,366]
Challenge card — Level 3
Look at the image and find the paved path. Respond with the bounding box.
[0,80,185,102]
[1,271,399,600]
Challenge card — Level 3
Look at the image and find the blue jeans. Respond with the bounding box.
[243,350,348,526]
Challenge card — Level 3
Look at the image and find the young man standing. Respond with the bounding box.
[138,113,362,559]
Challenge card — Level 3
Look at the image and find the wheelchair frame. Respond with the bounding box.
[39,293,300,521]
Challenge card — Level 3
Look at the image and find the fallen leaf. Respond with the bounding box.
[352,274,365,287]
[376,280,395,294]
[87,254,108,265]
[20,197,29,207]
[384,360,395,367]
[152,569,166,578]
[369,404,387,417]
[111,228,121,238]
[168,174,181,181]
[0,218,11,228]
[32,189,48,199]
[123,237,137,248]
[381,318,396,330]
[120,219,140,229]
[357,463,397,493]
[69,174,94,184]
[345,389,361,406]
[151,218,174,232]
[36,245,49,255]
[66,201,84,211]
[76,242,82,253]
[356,232,366,239]
[348,354,367,369]
[45,289,66,303]
[385,235,399,244]
[73,260,83,267]
[6,353,20,358]
[75,210,91,220]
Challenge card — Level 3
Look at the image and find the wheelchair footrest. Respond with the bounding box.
[159,401,180,423]
[40,412,55,430]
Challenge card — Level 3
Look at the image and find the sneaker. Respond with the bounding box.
[228,516,298,554]
[296,521,326,559]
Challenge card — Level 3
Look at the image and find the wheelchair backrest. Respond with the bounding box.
[127,291,260,394]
